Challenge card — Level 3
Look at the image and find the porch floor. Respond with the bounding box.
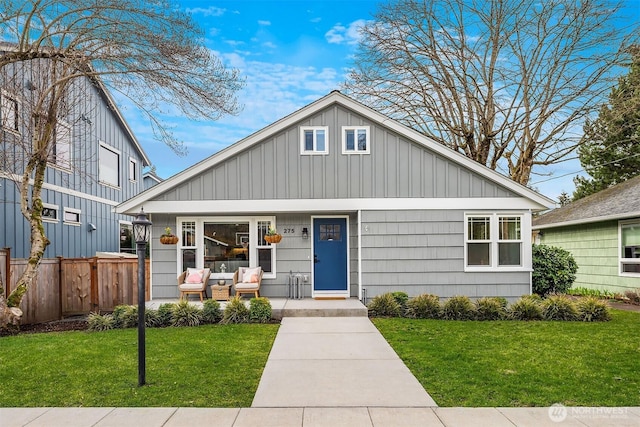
[146,298,368,319]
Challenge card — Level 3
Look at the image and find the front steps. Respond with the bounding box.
[270,298,368,319]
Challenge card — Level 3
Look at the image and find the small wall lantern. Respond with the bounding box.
[302,227,309,239]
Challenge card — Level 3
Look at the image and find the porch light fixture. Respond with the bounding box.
[132,207,152,387]
[302,227,309,239]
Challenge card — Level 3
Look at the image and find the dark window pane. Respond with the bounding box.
[346,130,355,150]
[468,243,490,266]
[316,130,325,151]
[498,242,521,266]
[258,248,272,273]
[357,129,367,150]
[304,130,314,151]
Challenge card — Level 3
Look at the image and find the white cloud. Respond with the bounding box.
[225,40,245,47]
[185,6,226,17]
[262,41,277,49]
[310,17,322,23]
[325,19,371,45]
[258,20,271,26]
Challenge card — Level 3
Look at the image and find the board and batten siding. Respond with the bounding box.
[360,210,530,301]
[539,220,638,293]
[154,105,518,203]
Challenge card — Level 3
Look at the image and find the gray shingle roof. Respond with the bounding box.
[533,174,640,228]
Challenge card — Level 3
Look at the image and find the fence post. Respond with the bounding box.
[57,256,63,321]
[4,247,10,295]
[90,257,99,313]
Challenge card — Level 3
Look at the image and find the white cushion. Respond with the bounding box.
[242,267,262,283]
[235,283,259,290]
[179,283,204,291]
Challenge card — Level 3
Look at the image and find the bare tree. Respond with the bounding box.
[0,0,243,329]
[344,0,638,185]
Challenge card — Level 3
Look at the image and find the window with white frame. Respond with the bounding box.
[129,158,138,182]
[119,222,135,254]
[342,126,370,154]
[41,203,59,222]
[1,93,19,132]
[50,121,72,170]
[63,207,81,225]
[465,214,523,269]
[300,126,328,155]
[620,220,640,275]
[99,143,120,187]
[177,217,276,278]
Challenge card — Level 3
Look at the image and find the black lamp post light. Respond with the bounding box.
[132,207,152,386]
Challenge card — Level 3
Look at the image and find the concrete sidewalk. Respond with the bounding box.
[252,317,436,407]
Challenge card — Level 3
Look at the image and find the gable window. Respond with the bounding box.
[42,203,59,223]
[300,126,328,155]
[342,126,370,154]
[99,142,120,187]
[1,93,19,132]
[620,220,640,275]
[63,207,81,225]
[119,222,135,254]
[178,216,276,279]
[129,158,138,182]
[465,214,523,270]
[50,121,72,170]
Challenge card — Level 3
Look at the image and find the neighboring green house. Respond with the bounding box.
[532,175,640,294]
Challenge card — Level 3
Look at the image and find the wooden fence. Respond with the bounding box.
[1,248,150,325]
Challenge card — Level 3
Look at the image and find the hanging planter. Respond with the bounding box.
[160,227,179,245]
[264,227,282,244]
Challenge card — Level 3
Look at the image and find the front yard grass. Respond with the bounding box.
[373,309,640,407]
[0,324,278,407]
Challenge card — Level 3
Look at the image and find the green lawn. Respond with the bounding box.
[373,310,640,407]
[0,324,278,407]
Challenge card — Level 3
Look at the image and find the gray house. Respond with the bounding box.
[116,91,553,301]
[533,175,640,294]
[0,45,151,258]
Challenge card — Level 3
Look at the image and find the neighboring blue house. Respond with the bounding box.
[117,91,553,302]
[0,45,151,258]
[143,171,163,190]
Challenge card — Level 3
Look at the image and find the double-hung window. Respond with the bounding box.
[129,158,138,182]
[300,126,328,155]
[99,142,120,187]
[342,126,370,154]
[620,220,640,275]
[465,214,524,270]
[51,121,72,170]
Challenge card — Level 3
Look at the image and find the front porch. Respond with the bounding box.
[146,298,368,320]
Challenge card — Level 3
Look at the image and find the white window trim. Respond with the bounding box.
[41,202,59,223]
[177,216,277,280]
[341,125,370,154]
[129,157,138,183]
[300,126,329,155]
[619,219,640,277]
[63,207,81,226]
[464,212,531,272]
[1,90,20,134]
[99,141,121,188]
[119,220,135,254]
[49,119,73,173]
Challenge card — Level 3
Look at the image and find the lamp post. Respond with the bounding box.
[132,207,152,386]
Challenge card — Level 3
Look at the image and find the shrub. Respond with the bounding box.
[391,291,409,311]
[145,309,162,328]
[157,303,176,327]
[541,295,578,321]
[112,305,138,328]
[367,293,402,317]
[532,244,578,296]
[577,296,611,322]
[171,300,203,327]
[222,296,250,324]
[202,299,223,324]
[509,297,542,320]
[441,296,476,320]
[87,312,114,332]
[475,297,507,320]
[249,297,272,323]
[567,287,616,299]
[406,294,441,319]
[624,289,640,305]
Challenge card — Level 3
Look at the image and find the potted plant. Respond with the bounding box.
[160,226,179,244]
[264,227,282,244]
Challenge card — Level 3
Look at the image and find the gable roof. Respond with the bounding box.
[116,91,554,214]
[533,174,640,229]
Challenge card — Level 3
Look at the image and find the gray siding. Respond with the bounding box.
[155,104,517,203]
[360,210,530,301]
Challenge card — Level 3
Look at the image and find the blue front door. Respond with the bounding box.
[313,217,348,294]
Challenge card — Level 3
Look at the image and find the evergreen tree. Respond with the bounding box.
[573,46,640,200]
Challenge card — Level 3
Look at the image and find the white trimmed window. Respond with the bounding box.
[42,203,59,223]
[1,92,19,132]
[50,121,72,170]
[119,221,135,254]
[465,213,524,270]
[129,158,138,182]
[619,220,640,275]
[342,126,370,154]
[300,126,328,155]
[177,216,276,279]
[99,142,120,187]
[63,207,81,225]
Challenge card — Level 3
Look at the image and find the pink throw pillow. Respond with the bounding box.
[186,269,204,283]
[242,267,261,283]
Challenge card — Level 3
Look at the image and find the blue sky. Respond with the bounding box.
[118,0,640,202]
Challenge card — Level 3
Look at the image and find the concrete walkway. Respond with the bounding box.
[252,316,436,407]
